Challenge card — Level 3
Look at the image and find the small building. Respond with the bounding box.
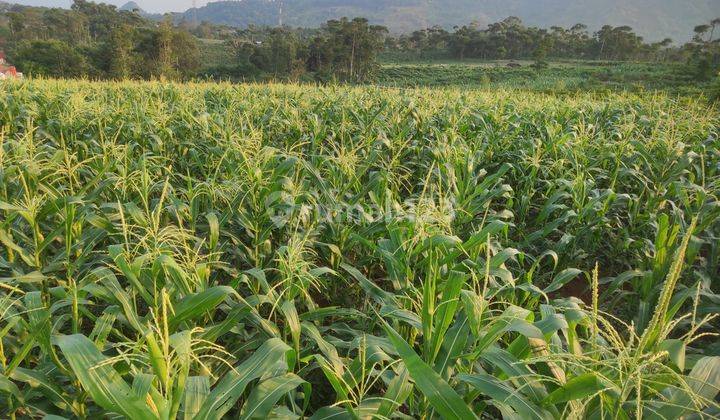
[0,52,22,79]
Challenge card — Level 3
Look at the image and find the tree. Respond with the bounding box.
[266,28,302,76]
[104,24,134,79]
[2,0,159,79]
[172,29,201,79]
[594,25,644,60]
[155,18,175,79]
[650,38,673,61]
[694,24,711,42]
[311,18,387,81]
[447,25,476,60]
[533,32,553,66]
[711,71,720,101]
[395,18,628,62]
[226,27,306,80]
[711,18,720,42]
[686,17,720,80]
[71,0,142,41]
[14,39,87,78]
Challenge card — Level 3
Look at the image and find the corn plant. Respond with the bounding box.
[0,78,718,419]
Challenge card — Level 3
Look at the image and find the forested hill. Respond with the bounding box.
[174,0,718,42]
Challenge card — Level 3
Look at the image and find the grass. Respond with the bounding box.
[0,78,718,419]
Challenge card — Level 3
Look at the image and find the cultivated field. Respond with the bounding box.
[0,79,719,418]
[376,61,705,95]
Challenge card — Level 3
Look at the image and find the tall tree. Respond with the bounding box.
[311,18,387,81]
[686,17,720,79]
[155,18,174,79]
[171,29,200,79]
[105,24,134,79]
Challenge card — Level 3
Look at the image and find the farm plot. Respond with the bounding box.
[0,79,718,419]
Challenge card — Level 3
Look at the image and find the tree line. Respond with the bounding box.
[0,1,718,84]
[0,0,200,79]
[687,19,720,81]
[387,17,686,63]
[0,2,386,82]
[213,18,387,82]
[384,16,719,82]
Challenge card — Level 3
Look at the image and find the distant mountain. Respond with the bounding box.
[119,1,163,19]
[119,1,143,12]
[174,0,720,42]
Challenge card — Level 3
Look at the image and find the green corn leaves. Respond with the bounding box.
[56,335,296,420]
[169,286,235,328]
[195,338,293,420]
[544,373,614,405]
[55,334,157,419]
[383,323,477,420]
[238,373,305,420]
[460,373,553,420]
[1,80,719,419]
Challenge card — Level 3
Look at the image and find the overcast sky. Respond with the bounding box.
[11,0,208,13]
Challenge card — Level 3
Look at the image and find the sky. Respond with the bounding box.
[10,0,208,13]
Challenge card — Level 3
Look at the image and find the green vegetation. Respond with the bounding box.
[0,2,386,83]
[0,1,718,99]
[172,0,718,43]
[0,78,718,419]
[686,19,720,81]
[375,61,708,95]
[2,1,200,80]
[212,18,387,82]
[0,2,719,419]
[385,19,672,62]
[2,1,719,87]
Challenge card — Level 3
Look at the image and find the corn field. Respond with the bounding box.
[0,79,719,419]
